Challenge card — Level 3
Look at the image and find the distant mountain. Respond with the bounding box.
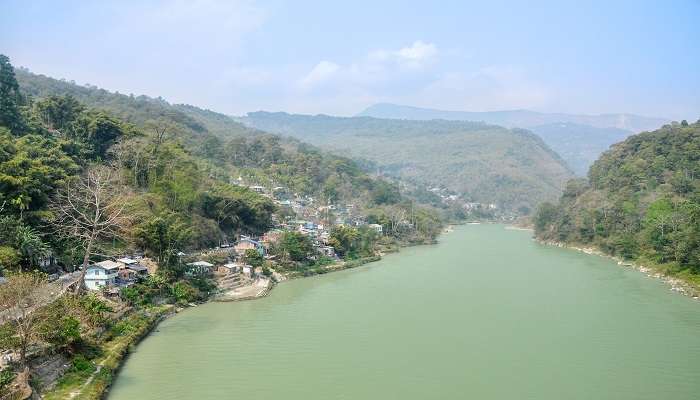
[358,103,670,175]
[241,111,574,213]
[528,123,632,176]
[358,103,669,132]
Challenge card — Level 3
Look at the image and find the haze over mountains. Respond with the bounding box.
[242,112,573,213]
[358,103,669,132]
[357,103,670,176]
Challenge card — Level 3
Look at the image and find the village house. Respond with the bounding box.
[235,237,265,256]
[186,261,214,276]
[368,223,383,234]
[84,260,120,290]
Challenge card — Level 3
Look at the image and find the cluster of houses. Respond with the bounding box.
[82,179,388,292]
[84,257,149,292]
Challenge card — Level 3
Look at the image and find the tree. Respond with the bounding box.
[243,248,263,268]
[50,166,129,291]
[0,272,47,366]
[0,54,24,134]
[134,212,192,268]
[273,232,314,263]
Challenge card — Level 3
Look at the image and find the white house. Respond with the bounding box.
[368,223,383,234]
[84,261,119,291]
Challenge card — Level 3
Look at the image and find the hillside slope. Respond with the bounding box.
[359,103,670,176]
[529,122,632,175]
[241,111,574,213]
[534,120,700,281]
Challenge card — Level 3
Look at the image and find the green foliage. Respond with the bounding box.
[171,281,201,304]
[243,111,574,212]
[272,231,314,263]
[0,130,79,217]
[243,248,264,268]
[76,294,114,328]
[0,54,25,134]
[0,245,20,271]
[40,315,82,351]
[0,369,16,392]
[536,121,700,273]
[134,212,193,267]
[329,225,378,258]
[200,183,275,234]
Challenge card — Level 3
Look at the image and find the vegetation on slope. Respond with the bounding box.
[534,120,700,281]
[242,111,574,213]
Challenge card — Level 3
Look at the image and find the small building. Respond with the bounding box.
[235,237,265,256]
[119,264,149,281]
[218,262,241,274]
[186,261,214,276]
[85,262,119,291]
[368,223,383,234]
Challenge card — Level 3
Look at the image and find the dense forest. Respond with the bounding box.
[1,56,443,278]
[242,111,574,213]
[358,103,670,176]
[534,121,700,281]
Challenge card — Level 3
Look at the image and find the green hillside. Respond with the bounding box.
[534,120,700,282]
[242,111,574,213]
[529,122,632,175]
[1,58,443,278]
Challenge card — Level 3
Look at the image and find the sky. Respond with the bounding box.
[1,0,699,120]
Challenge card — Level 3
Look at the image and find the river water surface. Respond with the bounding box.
[108,225,700,399]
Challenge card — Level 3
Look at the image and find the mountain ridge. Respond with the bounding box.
[358,102,669,132]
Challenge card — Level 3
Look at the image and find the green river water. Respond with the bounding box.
[108,224,700,399]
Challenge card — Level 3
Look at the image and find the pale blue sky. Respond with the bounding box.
[1,0,698,119]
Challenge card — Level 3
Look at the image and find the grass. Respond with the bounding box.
[42,305,172,400]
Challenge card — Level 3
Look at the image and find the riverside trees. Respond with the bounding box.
[534,121,700,274]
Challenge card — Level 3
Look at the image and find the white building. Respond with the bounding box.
[84,261,120,291]
[368,223,383,234]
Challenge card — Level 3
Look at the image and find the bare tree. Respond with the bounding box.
[50,166,129,292]
[0,272,47,366]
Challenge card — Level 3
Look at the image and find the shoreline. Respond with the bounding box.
[65,238,431,399]
[537,239,700,300]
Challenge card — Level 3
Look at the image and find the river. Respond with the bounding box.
[108,224,700,399]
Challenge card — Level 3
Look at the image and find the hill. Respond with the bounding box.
[358,103,668,132]
[528,122,632,175]
[241,111,574,213]
[534,120,700,285]
[358,103,670,176]
[1,58,444,279]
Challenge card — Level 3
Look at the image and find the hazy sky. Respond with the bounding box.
[1,0,698,119]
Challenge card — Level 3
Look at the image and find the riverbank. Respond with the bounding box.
[537,239,700,300]
[40,305,175,400]
[43,247,403,399]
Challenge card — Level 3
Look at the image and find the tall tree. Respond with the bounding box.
[50,166,129,291]
[0,55,24,134]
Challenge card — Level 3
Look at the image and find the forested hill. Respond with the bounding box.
[1,57,443,277]
[529,122,632,175]
[241,111,574,213]
[15,68,254,140]
[358,103,670,176]
[534,120,700,279]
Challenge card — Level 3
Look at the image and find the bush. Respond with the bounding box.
[0,369,15,392]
